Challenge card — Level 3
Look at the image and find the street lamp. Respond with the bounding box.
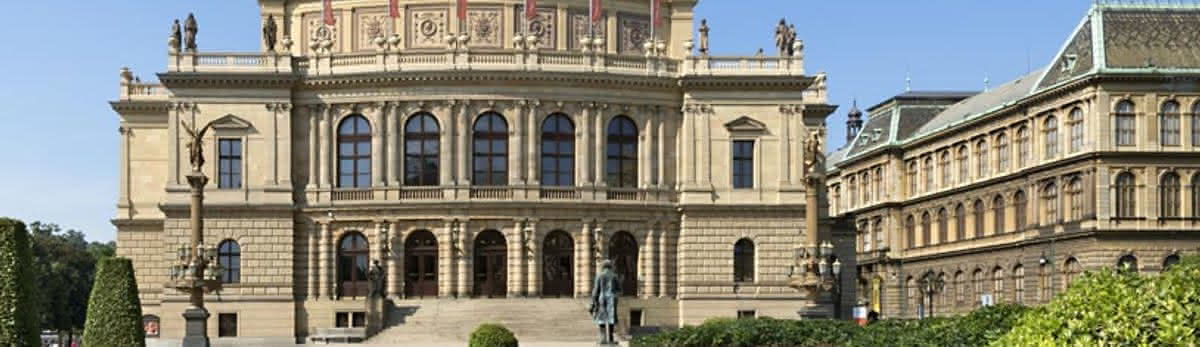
[918,272,945,319]
[167,119,223,347]
[788,241,843,300]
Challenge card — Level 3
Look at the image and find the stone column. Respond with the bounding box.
[642,228,656,297]
[308,105,321,189]
[782,106,792,186]
[639,112,651,188]
[318,105,331,188]
[372,107,386,187]
[655,108,666,188]
[442,219,456,297]
[525,220,540,297]
[594,105,607,187]
[320,221,333,299]
[682,105,695,186]
[658,226,668,297]
[457,220,470,297]
[387,103,401,186]
[526,100,540,185]
[510,102,525,186]
[580,220,594,298]
[309,221,320,299]
[457,101,471,185]
[387,222,401,300]
[511,219,525,297]
[580,103,594,185]
[701,107,712,186]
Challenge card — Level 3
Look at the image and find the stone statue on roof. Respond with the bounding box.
[775,18,789,56]
[169,19,182,53]
[787,24,798,56]
[184,13,198,52]
[698,19,710,56]
[263,15,278,52]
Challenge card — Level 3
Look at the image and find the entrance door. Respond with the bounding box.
[542,230,575,297]
[473,230,507,298]
[404,230,438,298]
[608,231,638,297]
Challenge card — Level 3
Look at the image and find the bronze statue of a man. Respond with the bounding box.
[590,260,621,345]
[368,259,385,298]
[184,13,198,52]
[263,15,278,52]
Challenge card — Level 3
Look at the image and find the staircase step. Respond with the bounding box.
[368,299,599,343]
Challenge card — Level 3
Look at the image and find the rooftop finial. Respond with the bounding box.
[905,70,912,92]
[984,73,991,91]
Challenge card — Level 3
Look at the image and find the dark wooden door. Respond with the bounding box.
[542,230,575,297]
[473,230,507,298]
[608,231,638,297]
[338,233,369,298]
[404,230,438,298]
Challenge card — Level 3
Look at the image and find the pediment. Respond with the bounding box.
[724,116,768,133]
[209,114,253,130]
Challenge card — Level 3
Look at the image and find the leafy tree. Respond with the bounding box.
[83,257,145,347]
[29,222,103,346]
[0,218,39,346]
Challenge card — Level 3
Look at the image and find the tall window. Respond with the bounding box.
[972,269,984,306]
[921,212,932,247]
[1161,101,1181,146]
[218,139,242,189]
[955,204,966,241]
[1016,126,1030,167]
[1013,265,1025,304]
[1115,100,1136,146]
[861,172,871,203]
[992,267,1004,302]
[1044,116,1058,159]
[1042,183,1058,224]
[923,157,934,192]
[338,232,370,297]
[1068,177,1083,221]
[905,215,916,249]
[1069,108,1084,152]
[541,114,575,186]
[1193,103,1200,147]
[993,195,1006,233]
[217,240,240,284]
[872,218,884,251]
[1014,190,1028,228]
[1038,263,1049,302]
[954,271,965,307]
[218,313,238,337]
[404,113,440,186]
[734,238,755,282]
[337,115,372,188]
[937,208,948,244]
[907,161,918,196]
[606,116,638,188]
[732,141,755,189]
[874,168,884,200]
[1063,257,1080,289]
[996,134,1009,173]
[860,221,871,252]
[976,140,989,178]
[1193,174,1200,218]
[473,112,509,185]
[957,145,969,182]
[1115,172,1136,218]
[1161,172,1181,218]
[848,177,858,207]
[940,151,952,187]
[973,200,985,238]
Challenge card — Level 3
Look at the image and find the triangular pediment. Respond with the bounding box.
[724,116,767,133]
[209,114,253,130]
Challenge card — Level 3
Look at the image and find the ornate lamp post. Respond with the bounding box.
[918,272,945,319]
[788,129,843,317]
[167,119,224,347]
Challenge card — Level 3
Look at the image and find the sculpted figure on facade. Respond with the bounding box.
[698,19,710,55]
[787,24,798,56]
[184,13,198,52]
[804,128,826,186]
[263,15,278,52]
[590,260,621,345]
[169,19,182,52]
[775,18,789,56]
[180,119,212,173]
[368,259,385,298]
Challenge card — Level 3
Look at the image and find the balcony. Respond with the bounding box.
[320,185,672,205]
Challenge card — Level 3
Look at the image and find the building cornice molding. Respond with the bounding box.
[109,100,171,114]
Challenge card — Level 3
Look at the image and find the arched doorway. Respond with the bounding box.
[404,230,438,298]
[338,232,369,298]
[542,230,574,297]
[473,230,507,297]
[608,231,638,297]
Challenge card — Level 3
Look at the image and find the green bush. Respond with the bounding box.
[850,304,1029,347]
[994,257,1200,346]
[83,257,145,347]
[0,218,39,346]
[469,323,518,347]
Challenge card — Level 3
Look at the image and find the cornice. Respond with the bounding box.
[110,100,170,114]
[298,70,679,91]
[678,75,816,91]
[157,72,299,89]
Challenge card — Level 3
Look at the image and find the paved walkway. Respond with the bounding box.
[313,342,628,347]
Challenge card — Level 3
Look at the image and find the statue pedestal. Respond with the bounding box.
[797,293,834,320]
[181,306,210,347]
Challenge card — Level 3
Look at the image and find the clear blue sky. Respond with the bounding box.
[0,1,1091,242]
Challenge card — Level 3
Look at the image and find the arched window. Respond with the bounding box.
[473,112,509,186]
[993,195,1006,233]
[608,231,639,296]
[872,217,884,251]
[1193,174,1200,218]
[541,114,575,186]
[923,157,934,192]
[907,161,919,196]
[1067,177,1083,221]
[217,240,240,284]
[404,113,440,186]
[859,220,871,252]
[1063,257,1081,289]
[1042,183,1058,224]
[992,267,1004,302]
[1069,108,1084,152]
[1012,264,1025,304]
[1014,190,1028,228]
[733,238,755,283]
[955,204,966,241]
[1115,172,1136,218]
[975,140,989,178]
[1044,116,1058,159]
[1016,126,1030,167]
[957,146,969,183]
[1038,262,1049,302]
[995,133,1009,173]
[906,276,916,316]
[1117,254,1138,273]
[921,212,932,246]
[905,215,916,249]
[862,172,871,203]
[874,167,884,200]
[337,115,372,188]
[1161,172,1181,218]
[1161,101,1181,146]
[606,116,638,188]
[1115,100,1136,146]
[338,232,370,297]
[940,151,952,187]
[848,177,858,207]
[1163,254,1181,271]
[973,200,985,239]
[954,271,965,307]
[937,208,948,244]
[972,269,984,306]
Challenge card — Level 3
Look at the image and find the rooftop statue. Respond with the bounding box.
[775,18,789,57]
[698,19,710,56]
[263,15,278,52]
[787,24,798,56]
[169,19,182,52]
[184,13,198,52]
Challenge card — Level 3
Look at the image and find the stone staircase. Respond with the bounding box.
[367,298,599,344]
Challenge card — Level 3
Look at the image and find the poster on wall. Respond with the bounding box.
[143,315,160,338]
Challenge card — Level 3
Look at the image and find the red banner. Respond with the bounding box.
[590,0,603,22]
[458,0,468,20]
[525,0,537,20]
[651,0,662,28]
[323,0,336,25]
[389,0,400,18]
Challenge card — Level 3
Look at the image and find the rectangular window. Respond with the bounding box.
[731,141,754,189]
[218,313,237,337]
[957,150,969,183]
[1116,114,1136,146]
[737,310,756,319]
[1162,114,1181,146]
[1193,114,1200,147]
[630,309,644,327]
[335,312,366,328]
[908,161,919,196]
[218,139,242,189]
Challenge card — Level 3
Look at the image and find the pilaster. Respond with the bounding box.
[319,221,332,299]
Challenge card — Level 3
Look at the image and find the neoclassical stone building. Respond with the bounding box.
[110,0,846,344]
[827,2,1200,319]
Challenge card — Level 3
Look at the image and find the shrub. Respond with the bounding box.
[469,323,518,347]
[994,257,1200,346]
[83,257,145,347]
[0,218,39,346]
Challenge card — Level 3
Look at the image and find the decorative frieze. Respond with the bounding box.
[515,6,557,50]
[467,8,503,48]
[409,8,448,49]
[618,15,651,55]
[354,8,391,51]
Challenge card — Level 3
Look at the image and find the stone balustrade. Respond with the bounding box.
[318,185,674,205]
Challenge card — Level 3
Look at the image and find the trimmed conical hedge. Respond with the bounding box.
[0,218,38,346]
[83,257,145,347]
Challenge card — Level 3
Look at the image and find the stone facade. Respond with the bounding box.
[827,3,1200,319]
[111,0,844,344]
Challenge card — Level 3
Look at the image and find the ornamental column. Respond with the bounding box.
[580,103,594,186]
[386,222,401,300]
[526,100,540,185]
[456,100,471,185]
[309,221,320,299]
[441,219,456,297]
[387,103,401,186]
[594,104,607,187]
[511,219,525,297]
[525,219,540,297]
[642,228,656,297]
[655,108,666,188]
[580,220,594,298]
[457,220,471,297]
[639,111,651,188]
[372,104,386,187]
[308,105,321,189]
[658,225,669,297]
[318,105,332,188]
[320,221,333,300]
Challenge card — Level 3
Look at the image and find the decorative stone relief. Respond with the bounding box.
[618,15,651,55]
[467,8,503,48]
[355,9,390,51]
[305,13,341,54]
[515,6,557,49]
[568,11,606,50]
[409,8,448,49]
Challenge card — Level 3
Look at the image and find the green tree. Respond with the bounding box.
[29,222,103,346]
[0,218,39,346]
[83,257,145,347]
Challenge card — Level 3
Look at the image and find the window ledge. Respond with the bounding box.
[1111,217,1147,221]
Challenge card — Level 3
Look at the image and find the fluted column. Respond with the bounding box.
[456,100,471,185]
[319,221,333,299]
[308,105,320,189]
[594,105,607,187]
[372,105,386,187]
[580,103,594,186]
[525,220,539,297]
[309,221,320,299]
[526,100,540,185]
[442,219,456,297]
[457,220,470,297]
[387,222,401,300]
[387,103,401,186]
[318,106,331,188]
[642,228,655,297]
[657,226,668,297]
[511,219,525,297]
[580,220,594,298]
[655,108,666,188]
